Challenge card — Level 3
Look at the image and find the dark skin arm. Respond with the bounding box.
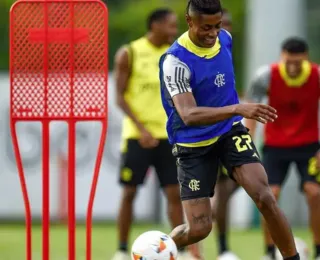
[114,46,158,148]
[173,93,277,126]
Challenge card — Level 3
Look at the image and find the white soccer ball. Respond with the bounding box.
[275,237,309,260]
[131,231,178,260]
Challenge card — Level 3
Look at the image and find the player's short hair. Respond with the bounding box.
[147,8,173,30]
[281,37,309,54]
[187,0,222,15]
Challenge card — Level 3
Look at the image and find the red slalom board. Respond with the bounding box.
[9,1,108,259]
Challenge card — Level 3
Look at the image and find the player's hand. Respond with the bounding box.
[315,150,320,170]
[139,128,159,149]
[235,103,277,124]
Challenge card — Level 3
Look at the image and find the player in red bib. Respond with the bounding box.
[246,37,320,260]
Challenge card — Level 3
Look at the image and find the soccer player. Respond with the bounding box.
[159,0,300,259]
[210,8,241,259]
[246,38,320,260]
[113,8,197,260]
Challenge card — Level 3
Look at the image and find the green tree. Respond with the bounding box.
[108,0,246,91]
[1,0,246,93]
[0,2,11,70]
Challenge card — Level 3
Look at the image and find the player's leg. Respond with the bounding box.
[260,146,290,259]
[153,140,184,232]
[211,169,239,258]
[117,185,137,254]
[233,164,298,258]
[169,144,219,248]
[113,139,151,260]
[171,197,212,246]
[303,181,320,259]
[260,185,281,260]
[295,143,320,259]
[164,186,205,260]
[163,184,184,232]
[154,140,203,259]
[219,124,298,259]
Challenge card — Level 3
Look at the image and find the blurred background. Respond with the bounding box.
[0,0,320,259]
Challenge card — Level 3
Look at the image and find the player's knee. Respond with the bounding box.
[253,186,277,213]
[304,183,320,203]
[122,186,137,202]
[189,221,212,242]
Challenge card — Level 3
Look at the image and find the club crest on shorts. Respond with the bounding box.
[189,179,200,191]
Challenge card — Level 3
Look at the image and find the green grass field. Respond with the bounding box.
[0,224,312,260]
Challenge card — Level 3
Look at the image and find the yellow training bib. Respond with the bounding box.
[121,37,169,140]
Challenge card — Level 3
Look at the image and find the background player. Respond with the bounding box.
[112,9,196,260]
[210,8,241,260]
[159,0,300,259]
[246,37,320,260]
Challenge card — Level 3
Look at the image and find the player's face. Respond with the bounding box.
[186,12,222,48]
[158,13,178,45]
[281,51,309,78]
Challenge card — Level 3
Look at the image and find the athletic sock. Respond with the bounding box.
[284,253,300,260]
[218,233,228,254]
[266,245,275,259]
[315,244,320,258]
[119,242,128,252]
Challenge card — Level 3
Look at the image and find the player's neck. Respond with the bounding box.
[280,61,308,79]
[188,31,209,49]
[146,32,165,48]
[288,68,303,79]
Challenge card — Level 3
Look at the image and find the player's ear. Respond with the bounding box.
[280,51,287,62]
[186,14,192,27]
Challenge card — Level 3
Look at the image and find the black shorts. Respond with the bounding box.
[173,123,261,201]
[263,143,320,190]
[119,139,178,187]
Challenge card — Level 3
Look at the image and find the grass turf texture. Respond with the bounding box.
[0,223,312,260]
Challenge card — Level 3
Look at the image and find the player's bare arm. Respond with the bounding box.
[114,46,158,148]
[162,54,277,126]
[114,46,143,130]
[173,93,276,126]
[245,65,271,138]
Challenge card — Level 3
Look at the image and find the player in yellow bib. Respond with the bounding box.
[112,9,199,260]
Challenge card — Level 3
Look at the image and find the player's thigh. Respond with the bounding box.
[119,139,152,186]
[295,143,320,190]
[262,146,291,186]
[173,144,219,201]
[218,124,283,202]
[215,164,239,198]
[152,139,179,187]
[217,163,229,182]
